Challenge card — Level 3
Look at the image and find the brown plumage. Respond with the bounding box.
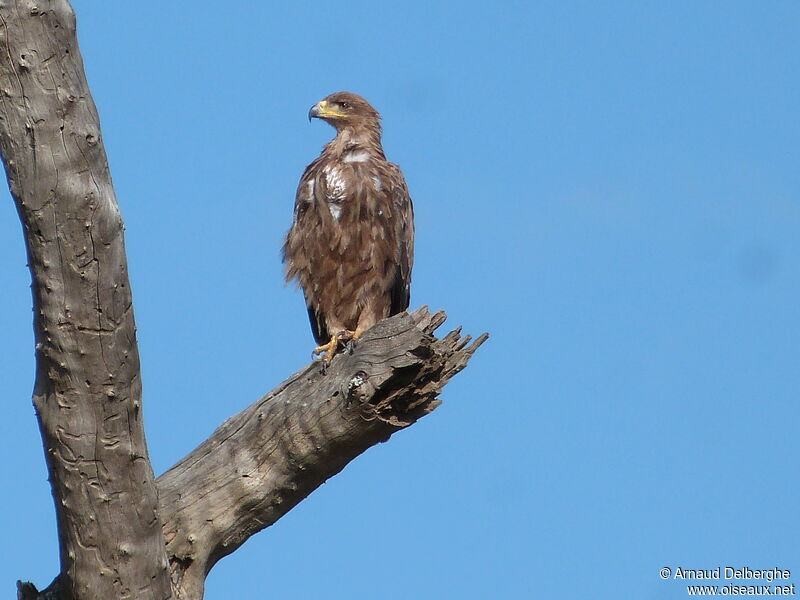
[283,92,414,361]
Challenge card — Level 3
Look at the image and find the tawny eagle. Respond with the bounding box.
[283,92,414,362]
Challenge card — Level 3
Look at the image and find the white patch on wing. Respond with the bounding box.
[343,151,369,163]
[305,178,315,200]
[329,204,342,220]
[372,175,382,191]
[322,165,346,199]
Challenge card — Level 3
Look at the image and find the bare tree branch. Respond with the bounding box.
[0,2,170,599]
[157,307,486,599]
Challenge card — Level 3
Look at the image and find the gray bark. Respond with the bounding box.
[0,2,170,599]
[1,2,487,600]
[158,307,485,599]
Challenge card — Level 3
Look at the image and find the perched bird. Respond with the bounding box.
[283,92,414,363]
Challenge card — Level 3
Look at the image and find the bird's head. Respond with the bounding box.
[308,92,381,133]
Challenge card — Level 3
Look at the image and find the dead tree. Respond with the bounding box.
[0,2,486,600]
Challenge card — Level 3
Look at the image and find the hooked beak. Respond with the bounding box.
[307,99,345,122]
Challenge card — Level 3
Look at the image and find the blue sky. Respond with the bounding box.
[1,2,798,598]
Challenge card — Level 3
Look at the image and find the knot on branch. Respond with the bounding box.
[330,306,488,427]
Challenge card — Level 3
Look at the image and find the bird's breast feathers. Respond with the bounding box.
[296,156,390,224]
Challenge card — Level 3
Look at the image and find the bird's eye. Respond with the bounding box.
[339,101,350,109]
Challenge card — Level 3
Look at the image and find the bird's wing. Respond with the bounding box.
[387,164,414,314]
[283,160,331,345]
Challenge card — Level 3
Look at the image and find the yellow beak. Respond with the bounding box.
[308,100,345,121]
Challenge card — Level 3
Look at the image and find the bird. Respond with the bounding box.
[283,91,414,364]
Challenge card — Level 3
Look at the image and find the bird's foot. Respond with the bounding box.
[312,330,356,365]
[344,327,364,355]
[312,336,338,362]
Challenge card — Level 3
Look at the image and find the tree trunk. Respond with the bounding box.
[0,2,170,599]
[0,3,487,600]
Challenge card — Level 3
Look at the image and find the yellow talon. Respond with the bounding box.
[312,330,356,362]
[312,337,338,362]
